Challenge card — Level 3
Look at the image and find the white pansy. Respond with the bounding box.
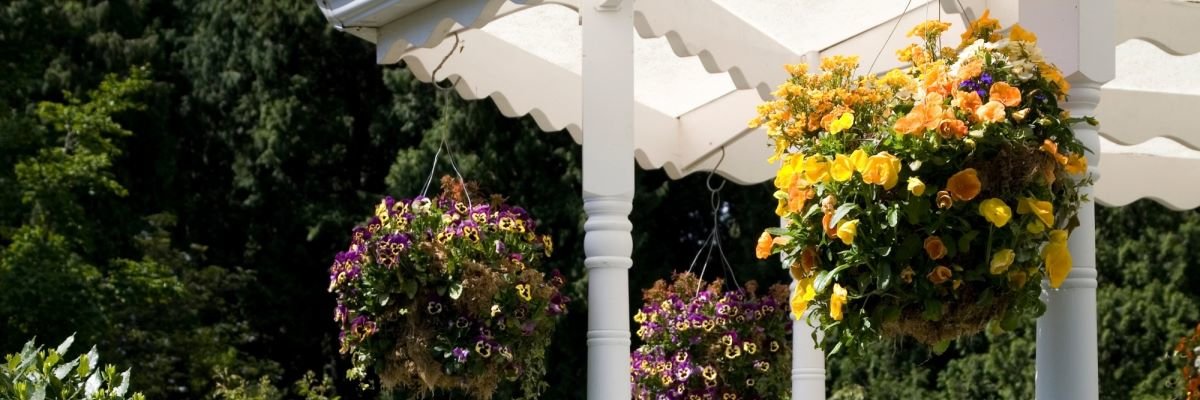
[1010,59,1037,81]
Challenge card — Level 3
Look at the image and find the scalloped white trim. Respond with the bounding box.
[1117,0,1200,56]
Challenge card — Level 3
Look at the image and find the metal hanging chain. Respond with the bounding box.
[686,148,741,295]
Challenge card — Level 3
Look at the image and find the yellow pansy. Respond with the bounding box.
[861,152,901,190]
[978,198,1012,227]
[774,154,804,189]
[849,149,870,173]
[830,154,855,182]
[907,177,926,196]
[1018,197,1055,228]
[1044,229,1073,288]
[516,284,532,302]
[829,112,854,134]
[790,276,817,319]
[1066,154,1087,175]
[990,249,1015,274]
[830,283,848,321]
[836,219,859,245]
[803,155,831,183]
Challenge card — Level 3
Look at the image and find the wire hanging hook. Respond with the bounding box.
[430,32,464,92]
[687,147,741,294]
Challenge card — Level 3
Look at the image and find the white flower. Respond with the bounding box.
[1010,59,1037,81]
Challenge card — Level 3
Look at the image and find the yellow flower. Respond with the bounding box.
[861,152,901,190]
[907,177,926,196]
[907,20,952,39]
[516,284,532,302]
[849,149,869,173]
[803,155,831,183]
[1027,221,1046,234]
[830,154,855,182]
[830,283,848,321]
[829,112,854,134]
[978,198,1013,227]
[790,276,817,319]
[1009,23,1038,43]
[990,249,1016,274]
[1018,197,1055,228]
[774,154,804,189]
[1044,229,1073,288]
[755,231,774,259]
[836,219,859,245]
[1066,154,1087,175]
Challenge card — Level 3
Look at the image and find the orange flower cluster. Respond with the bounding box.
[1178,323,1200,399]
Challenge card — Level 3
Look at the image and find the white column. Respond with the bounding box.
[1035,79,1103,400]
[791,290,826,399]
[1023,1,1113,399]
[786,211,825,399]
[582,1,634,400]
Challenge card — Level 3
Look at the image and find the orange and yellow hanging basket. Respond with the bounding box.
[752,12,1094,352]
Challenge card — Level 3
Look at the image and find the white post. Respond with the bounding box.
[1022,1,1113,399]
[785,213,825,399]
[582,1,634,400]
[791,291,826,399]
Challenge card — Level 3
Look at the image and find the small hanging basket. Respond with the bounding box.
[631,272,793,399]
[329,177,568,399]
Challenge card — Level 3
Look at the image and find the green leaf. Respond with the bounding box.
[53,360,76,381]
[829,203,859,227]
[895,234,921,263]
[931,340,951,355]
[764,227,789,236]
[448,283,464,300]
[401,280,418,299]
[814,263,854,294]
[957,230,979,255]
[922,299,943,322]
[115,369,130,396]
[886,206,900,227]
[878,263,893,290]
[54,336,74,356]
[905,199,929,225]
[84,372,101,398]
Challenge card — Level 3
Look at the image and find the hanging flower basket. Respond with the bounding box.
[631,272,792,399]
[751,13,1093,351]
[329,177,568,399]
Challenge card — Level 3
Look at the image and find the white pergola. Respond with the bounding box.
[315,0,1200,398]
